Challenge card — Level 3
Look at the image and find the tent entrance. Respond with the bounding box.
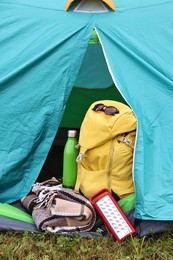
[38,30,126,182]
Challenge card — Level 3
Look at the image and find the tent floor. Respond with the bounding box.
[0,200,107,238]
[1,200,173,239]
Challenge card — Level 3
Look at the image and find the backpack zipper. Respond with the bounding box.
[107,137,116,192]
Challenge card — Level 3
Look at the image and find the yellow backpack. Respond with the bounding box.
[74,100,137,200]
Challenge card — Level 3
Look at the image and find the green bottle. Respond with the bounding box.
[62,130,78,188]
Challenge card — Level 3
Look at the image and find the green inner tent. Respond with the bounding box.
[60,31,126,128]
[60,85,126,128]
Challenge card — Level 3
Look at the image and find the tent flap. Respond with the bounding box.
[0,0,94,203]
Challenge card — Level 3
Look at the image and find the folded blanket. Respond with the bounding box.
[21,177,96,233]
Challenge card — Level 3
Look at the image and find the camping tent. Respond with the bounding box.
[1,0,173,222]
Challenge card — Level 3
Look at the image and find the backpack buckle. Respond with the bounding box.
[76,153,84,163]
[122,137,133,147]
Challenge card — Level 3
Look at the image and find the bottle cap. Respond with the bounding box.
[68,130,77,138]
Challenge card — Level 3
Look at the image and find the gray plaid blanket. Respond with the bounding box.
[21,178,96,233]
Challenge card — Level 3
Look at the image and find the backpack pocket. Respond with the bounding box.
[74,164,109,199]
[110,132,136,198]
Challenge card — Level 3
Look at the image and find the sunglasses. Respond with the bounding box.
[92,103,119,116]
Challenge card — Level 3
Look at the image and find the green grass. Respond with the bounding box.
[0,231,173,260]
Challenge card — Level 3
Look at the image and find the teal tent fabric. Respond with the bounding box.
[74,44,113,89]
[1,0,173,221]
[95,1,173,220]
